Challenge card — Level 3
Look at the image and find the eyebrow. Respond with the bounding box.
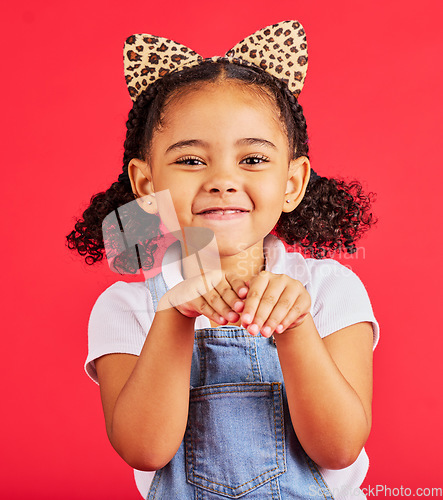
[165,137,277,154]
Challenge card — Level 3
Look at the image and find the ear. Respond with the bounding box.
[282,156,311,213]
[127,158,157,214]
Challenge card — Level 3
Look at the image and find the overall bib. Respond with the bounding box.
[145,272,335,500]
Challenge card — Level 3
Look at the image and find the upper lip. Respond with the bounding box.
[195,206,251,214]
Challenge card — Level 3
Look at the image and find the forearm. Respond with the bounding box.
[110,299,196,470]
[274,313,370,470]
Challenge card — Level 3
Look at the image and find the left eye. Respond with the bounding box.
[242,156,269,165]
[175,157,204,166]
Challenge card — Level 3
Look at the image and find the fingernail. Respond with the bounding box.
[227,311,238,322]
[276,324,283,333]
[248,324,259,335]
[262,326,271,337]
[238,287,248,296]
[242,313,252,324]
[233,301,244,311]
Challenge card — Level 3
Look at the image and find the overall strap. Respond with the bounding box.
[145,273,169,313]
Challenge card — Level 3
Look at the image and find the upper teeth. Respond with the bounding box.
[203,209,244,214]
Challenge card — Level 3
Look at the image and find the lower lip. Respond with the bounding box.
[196,211,249,220]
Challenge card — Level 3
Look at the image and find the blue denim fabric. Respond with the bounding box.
[146,272,334,499]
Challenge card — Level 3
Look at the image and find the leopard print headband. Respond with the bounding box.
[124,20,308,100]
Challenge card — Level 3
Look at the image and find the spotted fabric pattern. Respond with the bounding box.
[124,20,308,101]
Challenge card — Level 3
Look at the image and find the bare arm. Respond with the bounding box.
[274,316,373,470]
[94,271,249,472]
[95,300,196,471]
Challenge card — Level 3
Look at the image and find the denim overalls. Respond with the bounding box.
[145,272,335,500]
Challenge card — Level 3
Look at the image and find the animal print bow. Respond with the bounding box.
[124,20,308,101]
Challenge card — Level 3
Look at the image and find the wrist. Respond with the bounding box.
[272,313,312,342]
[157,294,196,323]
[157,294,173,312]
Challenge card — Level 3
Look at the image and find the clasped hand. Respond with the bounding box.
[164,269,311,337]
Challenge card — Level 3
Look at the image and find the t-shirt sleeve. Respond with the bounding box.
[84,281,154,384]
[307,260,380,350]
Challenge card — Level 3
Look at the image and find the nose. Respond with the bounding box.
[203,164,239,194]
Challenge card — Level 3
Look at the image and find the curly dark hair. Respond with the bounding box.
[66,60,377,273]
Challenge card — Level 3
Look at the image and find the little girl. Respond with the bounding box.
[67,20,380,499]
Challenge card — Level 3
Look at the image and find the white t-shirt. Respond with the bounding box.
[85,234,380,499]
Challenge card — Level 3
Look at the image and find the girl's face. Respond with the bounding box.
[133,80,310,259]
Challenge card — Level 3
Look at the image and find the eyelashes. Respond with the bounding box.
[242,155,270,165]
[175,155,270,166]
[174,156,203,166]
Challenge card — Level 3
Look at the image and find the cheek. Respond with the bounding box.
[152,180,191,232]
[153,171,182,202]
[254,179,285,206]
[155,191,180,232]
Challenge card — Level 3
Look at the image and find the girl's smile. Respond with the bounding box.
[195,209,249,221]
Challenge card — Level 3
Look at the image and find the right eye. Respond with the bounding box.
[175,156,205,166]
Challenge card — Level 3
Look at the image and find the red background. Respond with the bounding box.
[1,0,442,498]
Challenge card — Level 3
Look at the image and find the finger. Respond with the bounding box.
[203,287,239,323]
[240,271,270,334]
[274,296,311,334]
[191,269,224,299]
[224,274,250,310]
[256,284,302,336]
[225,273,249,298]
[194,296,228,325]
[246,281,288,337]
[193,271,243,323]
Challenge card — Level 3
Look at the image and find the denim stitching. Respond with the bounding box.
[146,468,163,499]
[275,382,286,471]
[187,383,285,493]
[194,332,272,386]
[190,383,279,397]
[303,453,335,499]
[186,415,196,485]
[195,331,248,339]
[189,472,286,497]
[272,383,280,470]
[195,333,271,340]
[270,476,282,500]
[147,272,169,313]
[270,478,276,500]
[152,275,160,312]
[197,337,206,387]
[249,336,263,382]
[146,275,160,312]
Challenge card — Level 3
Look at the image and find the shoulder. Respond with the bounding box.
[91,280,151,312]
[305,257,364,294]
[88,279,154,338]
[85,281,154,384]
[282,250,360,290]
[88,280,155,334]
